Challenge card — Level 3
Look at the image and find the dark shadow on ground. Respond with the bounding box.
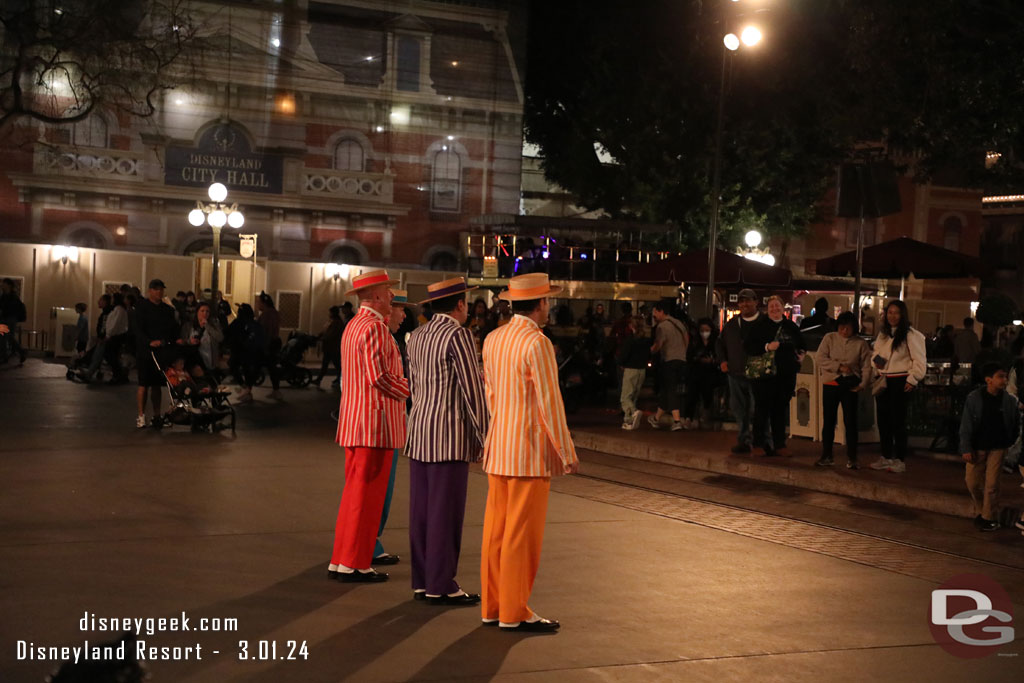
[407,623,553,682]
[243,599,461,683]
[700,474,807,500]
[153,563,354,676]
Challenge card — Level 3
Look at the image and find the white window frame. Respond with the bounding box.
[431,147,462,212]
[333,138,365,172]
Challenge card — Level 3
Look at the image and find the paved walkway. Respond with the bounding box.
[1,359,1021,682]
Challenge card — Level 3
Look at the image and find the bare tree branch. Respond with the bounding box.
[0,0,199,133]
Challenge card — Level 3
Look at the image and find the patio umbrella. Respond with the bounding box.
[630,249,792,288]
[814,236,988,280]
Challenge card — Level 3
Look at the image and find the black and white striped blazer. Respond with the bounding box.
[405,313,489,462]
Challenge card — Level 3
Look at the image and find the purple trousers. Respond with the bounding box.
[408,459,470,596]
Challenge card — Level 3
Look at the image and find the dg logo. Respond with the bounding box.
[929,574,1015,658]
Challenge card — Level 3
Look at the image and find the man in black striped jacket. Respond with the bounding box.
[406,277,490,605]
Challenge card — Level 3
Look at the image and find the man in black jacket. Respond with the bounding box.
[0,278,27,364]
[133,279,178,428]
[715,289,770,454]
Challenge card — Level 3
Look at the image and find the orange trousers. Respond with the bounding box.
[331,447,394,569]
[480,474,551,624]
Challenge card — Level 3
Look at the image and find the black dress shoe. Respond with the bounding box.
[372,553,400,565]
[337,569,389,583]
[730,443,751,454]
[500,618,560,633]
[425,593,481,606]
[413,591,427,601]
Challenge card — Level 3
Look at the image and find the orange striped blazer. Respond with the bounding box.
[335,306,409,448]
[481,314,578,477]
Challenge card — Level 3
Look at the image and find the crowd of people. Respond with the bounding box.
[607,289,1024,535]
[62,280,295,427]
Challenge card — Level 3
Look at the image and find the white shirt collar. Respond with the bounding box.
[359,305,384,321]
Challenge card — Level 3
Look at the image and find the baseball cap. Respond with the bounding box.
[148,279,166,290]
[737,288,757,300]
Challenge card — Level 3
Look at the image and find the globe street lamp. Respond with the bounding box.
[706,22,762,317]
[187,183,245,299]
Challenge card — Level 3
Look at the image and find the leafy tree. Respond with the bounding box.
[523,0,1024,249]
[0,0,198,130]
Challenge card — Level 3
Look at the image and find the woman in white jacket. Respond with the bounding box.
[870,300,927,473]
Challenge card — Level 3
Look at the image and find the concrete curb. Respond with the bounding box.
[571,429,976,519]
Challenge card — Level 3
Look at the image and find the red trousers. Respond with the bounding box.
[332,447,394,569]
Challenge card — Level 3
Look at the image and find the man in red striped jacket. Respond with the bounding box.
[328,269,409,583]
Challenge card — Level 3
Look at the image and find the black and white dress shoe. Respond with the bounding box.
[372,553,401,565]
[499,617,560,633]
[425,592,481,606]
[336,569,389,583]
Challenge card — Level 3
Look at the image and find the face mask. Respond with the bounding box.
[701,331,711,340]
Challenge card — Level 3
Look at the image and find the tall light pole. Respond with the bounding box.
[187,183,245,300]
[706,24,762,317]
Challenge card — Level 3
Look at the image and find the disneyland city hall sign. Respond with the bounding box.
[164,122,283,194]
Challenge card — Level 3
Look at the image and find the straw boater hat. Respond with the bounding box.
[344,269,399,296]
[497,273,562,301]
[390,289,409,306]
[418,277,478,305]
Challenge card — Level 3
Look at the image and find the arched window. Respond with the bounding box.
[328,245,362,266]
[431,147,461,212]
[428,250,458,272]
[67,227,108,249]
[943,215,962,252]
[72,114,109,148]
[333,139,365,172]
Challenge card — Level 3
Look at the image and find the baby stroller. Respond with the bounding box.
[274,331,317,388]
[151,351,236,433]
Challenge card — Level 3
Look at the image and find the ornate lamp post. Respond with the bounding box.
[187,182,245,299]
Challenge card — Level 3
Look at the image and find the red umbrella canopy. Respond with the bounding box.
[630,249,792,287]
[814,237,988,280]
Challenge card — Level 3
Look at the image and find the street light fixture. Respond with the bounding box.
[187,183,245,299]
[706,20,763,318]
[740,26,762,47]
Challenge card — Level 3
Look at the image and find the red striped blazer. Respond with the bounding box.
[481,314,578,477]
[335,306,409,448]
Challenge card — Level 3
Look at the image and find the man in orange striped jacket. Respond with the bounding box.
[480,273,579,633]
[328,269,409,583]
